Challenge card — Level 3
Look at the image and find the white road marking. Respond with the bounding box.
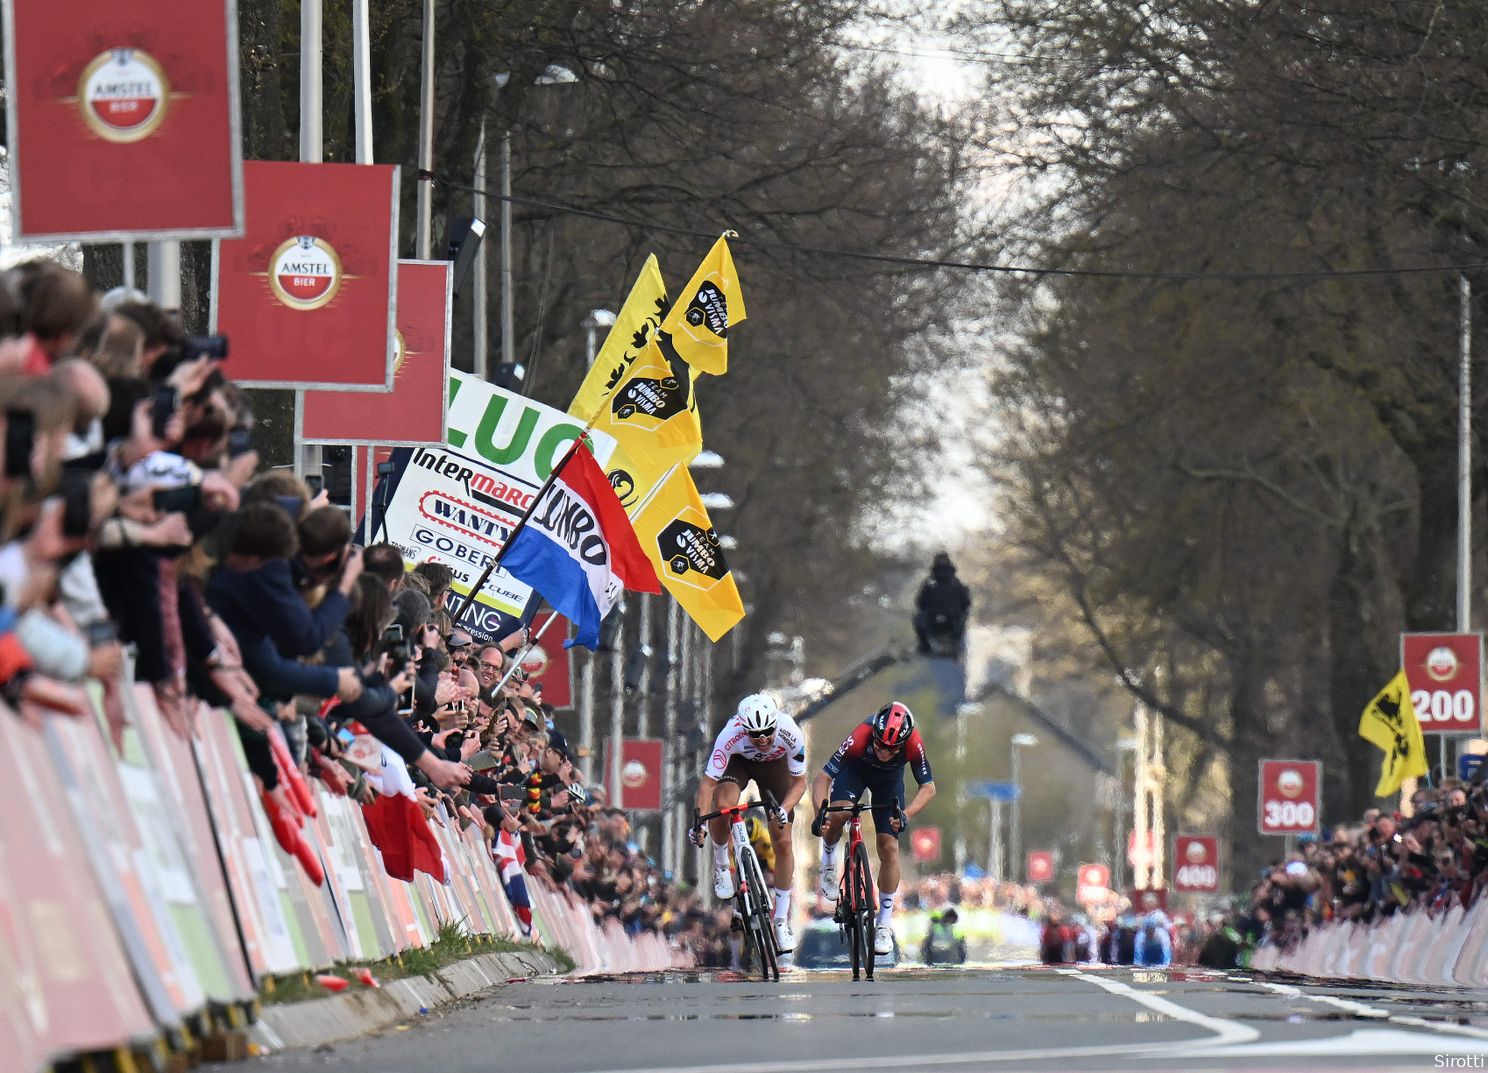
[1180,1027,1488,1058]
[1057,968,1260,1047]
[1259,979,1488,1041]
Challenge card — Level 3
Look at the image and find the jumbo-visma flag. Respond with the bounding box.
[498,446,659,648]
[630,463,744,641]
[570,255,669,424]
[1358,669,1429,797]
[657,233,746,377]
[587,331,702,470]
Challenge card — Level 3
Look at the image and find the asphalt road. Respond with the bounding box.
[226,964,1488,1073]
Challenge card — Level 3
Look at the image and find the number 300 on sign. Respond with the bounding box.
[1264,801,1314,828]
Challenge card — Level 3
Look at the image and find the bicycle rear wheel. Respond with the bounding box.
[852,840,876,981]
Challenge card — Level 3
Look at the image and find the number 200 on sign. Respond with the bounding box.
[1264,801,1314,828]
[1411,689,1476,725]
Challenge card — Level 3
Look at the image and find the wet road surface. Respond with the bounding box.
[215,963,1488,1072]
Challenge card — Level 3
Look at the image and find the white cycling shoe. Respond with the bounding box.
[774,919,795,953]
[874,922,894,956]
[818,856,840,903]
[713,863,736,900]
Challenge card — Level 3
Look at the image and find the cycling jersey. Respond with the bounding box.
[703,712,808,779]
[823,721,933,785]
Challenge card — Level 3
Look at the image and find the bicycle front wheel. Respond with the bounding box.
[852,839,876,981]
[741,847,779,981]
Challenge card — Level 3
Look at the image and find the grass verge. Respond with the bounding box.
[259,923,570,1005]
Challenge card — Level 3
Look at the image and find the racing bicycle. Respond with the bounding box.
[694,796,781,982]
[815,799,877,981]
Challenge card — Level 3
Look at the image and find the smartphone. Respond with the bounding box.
[335,727,355,747]
[60,470,92,538]
[150,385,178,440]
[305,475,324,497]
[4,408,34,478]
[182,333,229,360]
[383,623,404,643]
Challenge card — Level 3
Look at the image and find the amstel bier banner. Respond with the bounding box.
[302,260,452,446]
[3,0,243,241]
[212,161,398,390]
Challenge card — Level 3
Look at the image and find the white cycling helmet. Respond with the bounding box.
[736,693,779,735]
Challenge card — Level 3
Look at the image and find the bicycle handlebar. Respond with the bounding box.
[693,791,779,829]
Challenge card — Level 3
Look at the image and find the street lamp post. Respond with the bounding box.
[1113,737,1139,892]
[953,703,982,873]
[1010,733,1038,881]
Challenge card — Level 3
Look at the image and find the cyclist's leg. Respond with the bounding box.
[868,768,907,948]
[820,767,866,899]
[710,765,745,898]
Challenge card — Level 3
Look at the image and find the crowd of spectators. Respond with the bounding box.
[0,258,712,959]
[1247,772,1488,952]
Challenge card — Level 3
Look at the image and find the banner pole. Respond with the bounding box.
[296,0,323,481]
[488,614,561,694]
[416,0,436,259]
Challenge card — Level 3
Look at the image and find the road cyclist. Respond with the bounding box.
[690,692,808,953]
[812,700,937,958]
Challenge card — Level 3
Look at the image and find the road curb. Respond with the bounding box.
[249,948,561,1053]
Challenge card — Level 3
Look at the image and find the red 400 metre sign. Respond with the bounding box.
[1258,760,1321,836]
[1173,835,1220,893]
[1402,633,1484,734]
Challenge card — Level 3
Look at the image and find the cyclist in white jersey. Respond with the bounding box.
[690,692,807,952]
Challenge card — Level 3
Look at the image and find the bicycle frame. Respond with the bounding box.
[695,798,781,982]
[818,800,877,981]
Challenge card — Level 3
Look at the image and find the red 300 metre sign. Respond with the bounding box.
[1258,759,1321,836]
[1402,633,1484,734]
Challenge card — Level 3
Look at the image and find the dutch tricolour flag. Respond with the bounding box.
[498,445,660,648]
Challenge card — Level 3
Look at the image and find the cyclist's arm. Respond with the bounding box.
[904,779,937,820]
[781,771,808,814]
[810,770,834,812]
[695,774,721,821]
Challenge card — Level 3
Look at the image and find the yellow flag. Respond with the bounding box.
[568,255,669,424]
[656,233,746,377]
[1358,669,1429,796]
[630,464,744,641]
[587,331,702,471]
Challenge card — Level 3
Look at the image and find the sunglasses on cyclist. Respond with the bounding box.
[747,729,775,740]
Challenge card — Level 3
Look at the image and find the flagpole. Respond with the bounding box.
[489,613,562,693]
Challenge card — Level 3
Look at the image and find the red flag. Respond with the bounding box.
[362,794,446,883]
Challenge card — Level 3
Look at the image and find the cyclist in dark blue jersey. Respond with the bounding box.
[810,701,936,956]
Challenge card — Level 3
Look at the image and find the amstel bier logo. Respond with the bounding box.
[269,236,343,311]
[79,48,169,143]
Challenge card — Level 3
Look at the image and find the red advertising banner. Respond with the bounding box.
[212,161,398,389]
[302,260,451,445]
[1173,835,1221,893]
[909,826,941,863]
[1258,759,1322,836]
[518,612,574,710]
[604,738,664,811]
[1026,849,1055,884]
[1402,632,1485,734]
[4,0,242,241]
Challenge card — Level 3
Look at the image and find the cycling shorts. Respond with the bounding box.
[829,763,906,839]
[717,755,796,821]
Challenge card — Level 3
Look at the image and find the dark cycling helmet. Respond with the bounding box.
[871,701,915,749]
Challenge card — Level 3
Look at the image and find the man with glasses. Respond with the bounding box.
[811,701,937,957]
[689,692,807,952]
